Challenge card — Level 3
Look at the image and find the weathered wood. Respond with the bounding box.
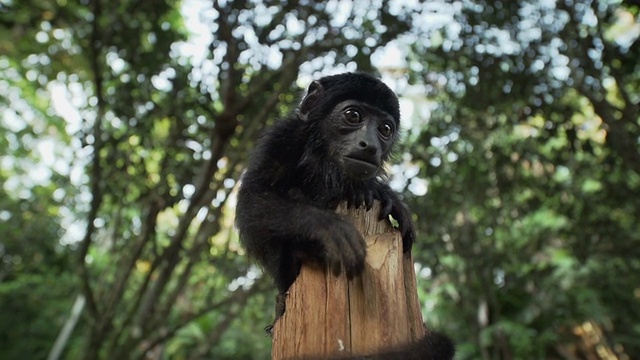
[271,204,425,359]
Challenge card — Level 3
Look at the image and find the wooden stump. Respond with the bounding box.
[271,204,425,359]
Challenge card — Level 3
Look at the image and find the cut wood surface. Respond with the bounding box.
[271,204,425,359]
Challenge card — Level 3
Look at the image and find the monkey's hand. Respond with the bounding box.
[375,187,416,253]
[344,181,395,211]
[344,185,375,210]
[302,211,367,279]
[342,184,416,252]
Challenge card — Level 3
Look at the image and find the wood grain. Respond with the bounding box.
[271,204,425,359]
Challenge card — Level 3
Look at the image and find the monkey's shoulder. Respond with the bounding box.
[260,117,309,148]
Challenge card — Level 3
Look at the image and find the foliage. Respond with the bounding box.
[1,0,638,359]
[402,0,640,359]
[0,178,75,358]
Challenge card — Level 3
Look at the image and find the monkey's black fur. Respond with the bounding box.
[236,73,454,360]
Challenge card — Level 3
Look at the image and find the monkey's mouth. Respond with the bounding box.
[344,157,379,179]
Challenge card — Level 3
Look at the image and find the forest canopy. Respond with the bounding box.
[0,0,639,359]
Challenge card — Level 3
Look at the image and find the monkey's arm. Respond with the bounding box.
[236,186,367,285]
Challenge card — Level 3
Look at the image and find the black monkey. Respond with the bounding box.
[236,73,454,360]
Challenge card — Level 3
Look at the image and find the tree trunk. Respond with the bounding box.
[271,204,425,359]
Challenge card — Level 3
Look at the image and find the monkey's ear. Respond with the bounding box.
[299,81,322,121]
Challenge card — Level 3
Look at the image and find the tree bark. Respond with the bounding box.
[271,204,425,359]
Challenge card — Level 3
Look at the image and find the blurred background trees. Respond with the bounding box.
[0,0,638,359]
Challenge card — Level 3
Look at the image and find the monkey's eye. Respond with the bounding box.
[344,109,362,124]
[379,123,394,138]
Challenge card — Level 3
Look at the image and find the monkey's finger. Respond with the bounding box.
[346,191,362,209]
[340,240,359,279]
[351,237,367,277]
[354,254,366,276]
[402,229,415,252]
[338,230,364,279]
[349,250,366,278]
[364,191,374,210]
[398,215,416,252]
[329,257,342,277]
[343,254,364,279]
[346,196,355,209]
[322,239,343,276]
[379,199,393,221]
[356,237,367,261]
[344,259,356,279]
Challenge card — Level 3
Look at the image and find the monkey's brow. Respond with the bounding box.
[340,101,395,119]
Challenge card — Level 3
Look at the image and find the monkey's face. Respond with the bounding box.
[325,100,398,180]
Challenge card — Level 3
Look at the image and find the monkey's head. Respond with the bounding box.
[298,73,401,180]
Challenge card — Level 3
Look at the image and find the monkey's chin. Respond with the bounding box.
[343,157,379,179]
